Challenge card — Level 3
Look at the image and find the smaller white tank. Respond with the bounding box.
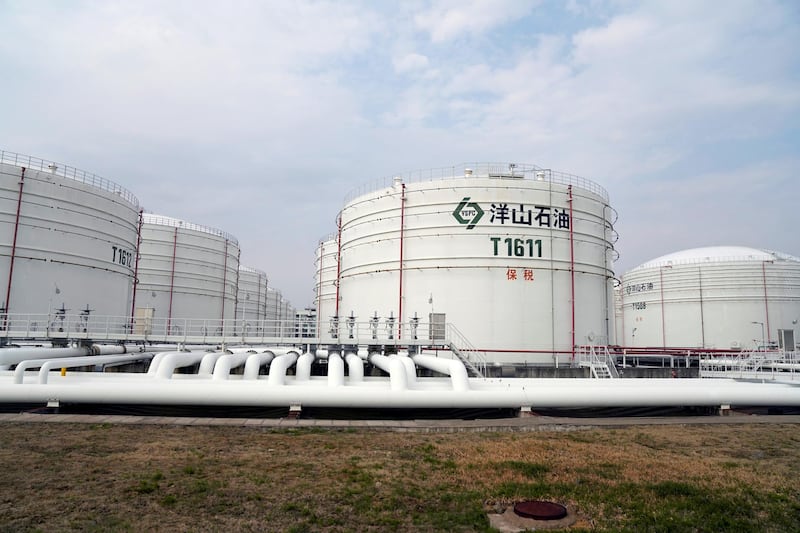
[621,246,800,350]
[314,234,338,336]
[135,214,240,333]
[236,266,268,334]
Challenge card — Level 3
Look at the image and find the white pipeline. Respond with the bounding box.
[3,378,800,409]
[345,353,363,383]
[328,353,345,387]
[412,354,470,391]
[13,354,154,384]
[266,351,299,386]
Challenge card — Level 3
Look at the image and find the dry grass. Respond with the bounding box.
[0,422,798,531]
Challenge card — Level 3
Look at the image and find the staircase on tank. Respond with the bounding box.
[448,343,485,378]
[578,345,618,379]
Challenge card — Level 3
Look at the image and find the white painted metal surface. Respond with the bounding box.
[135,214,240,330]
[314,235,338,338]
[335,163,616,366]
[0,151,139,317]
[621,246,800,349]
[2,370,800,409]
[264,287,295,337]
[236,266,268,325]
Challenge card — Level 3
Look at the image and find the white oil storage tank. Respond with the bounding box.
[620,246,800,350]
[0,150,139,320]
[236,266,268,322]
[314,234,338,337]
[336,163,617,365]
[134,213,240,334]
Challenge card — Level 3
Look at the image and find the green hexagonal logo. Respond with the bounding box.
[453,197,484,230]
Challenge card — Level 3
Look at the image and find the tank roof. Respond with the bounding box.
[344,162,608,205]
[142,213,238,245]
[1,149,139,208]
[632,246,800,271]
[239,265,267,276]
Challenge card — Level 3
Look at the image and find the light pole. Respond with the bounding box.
[751,321,765,351]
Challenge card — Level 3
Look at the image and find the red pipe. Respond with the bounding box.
[334,214,343,319]
[129,209,144,331]
[232,248,240,320]
[220,239,229,324]
[568,185,575,360]
[317,241,324,336]
[256,272,263,321]
[4,166,25,320]
[166,227,178,333]
[698,267,706,348]
[659,267,667,347]
[762,261,771,342]
[398,182,406,338]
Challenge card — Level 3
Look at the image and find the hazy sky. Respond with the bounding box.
[1,0,797,307]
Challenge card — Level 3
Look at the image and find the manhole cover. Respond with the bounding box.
[513,500,568,520]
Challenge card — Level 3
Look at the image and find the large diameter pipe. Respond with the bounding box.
[412,354,469,391]
[154,352,207,379]
[5,378,800,409]
[13,354,154,384]
[243,351,275,380]
[369,353,407,391]
[396,354,417,387]
[212,353,252,380]
[1,347,90,366]
[199,351,225,376]
[267,352,299,386]
[328,353,344,387]
[295,353,315,381]
[345,353,363,383]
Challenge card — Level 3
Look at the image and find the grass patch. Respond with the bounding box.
[1,423,799,531]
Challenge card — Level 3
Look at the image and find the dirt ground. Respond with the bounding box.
[1,420,798,532]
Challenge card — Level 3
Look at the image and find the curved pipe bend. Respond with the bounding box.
[345,353,363,383]
[369,353,408,391]
[295,353,315,381]
[412,354,470,391]
[212,353,252,380]
[328,353,344,387]
[267,352,299,386]
[243,351,275,380]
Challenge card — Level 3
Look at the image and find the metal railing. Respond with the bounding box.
[700,350,800,382]
[0,313,482,356]
[576,345,619,378]
[444,323,487,377]
[0,149,139,207]
[343,162,609,205]
[142,213,239,244]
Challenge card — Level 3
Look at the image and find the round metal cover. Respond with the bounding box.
[513,500,568,520]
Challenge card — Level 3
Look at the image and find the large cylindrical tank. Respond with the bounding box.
[264,288,296,337]
[314,234,338,336]
[621,246,800,350]
[337,163,616,365]
[236,266,268,321]
[0,150,139,319]
[134,214,239,331]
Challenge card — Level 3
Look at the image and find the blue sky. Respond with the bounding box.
[1,0,798,307]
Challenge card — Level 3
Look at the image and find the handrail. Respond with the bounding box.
[0,149,139,207]
[239,265,267,275]
[699,350,800,382]
[445,323,487,376]
[142,213,239,244]
[0,313,478,354]
[342,162,609,205]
